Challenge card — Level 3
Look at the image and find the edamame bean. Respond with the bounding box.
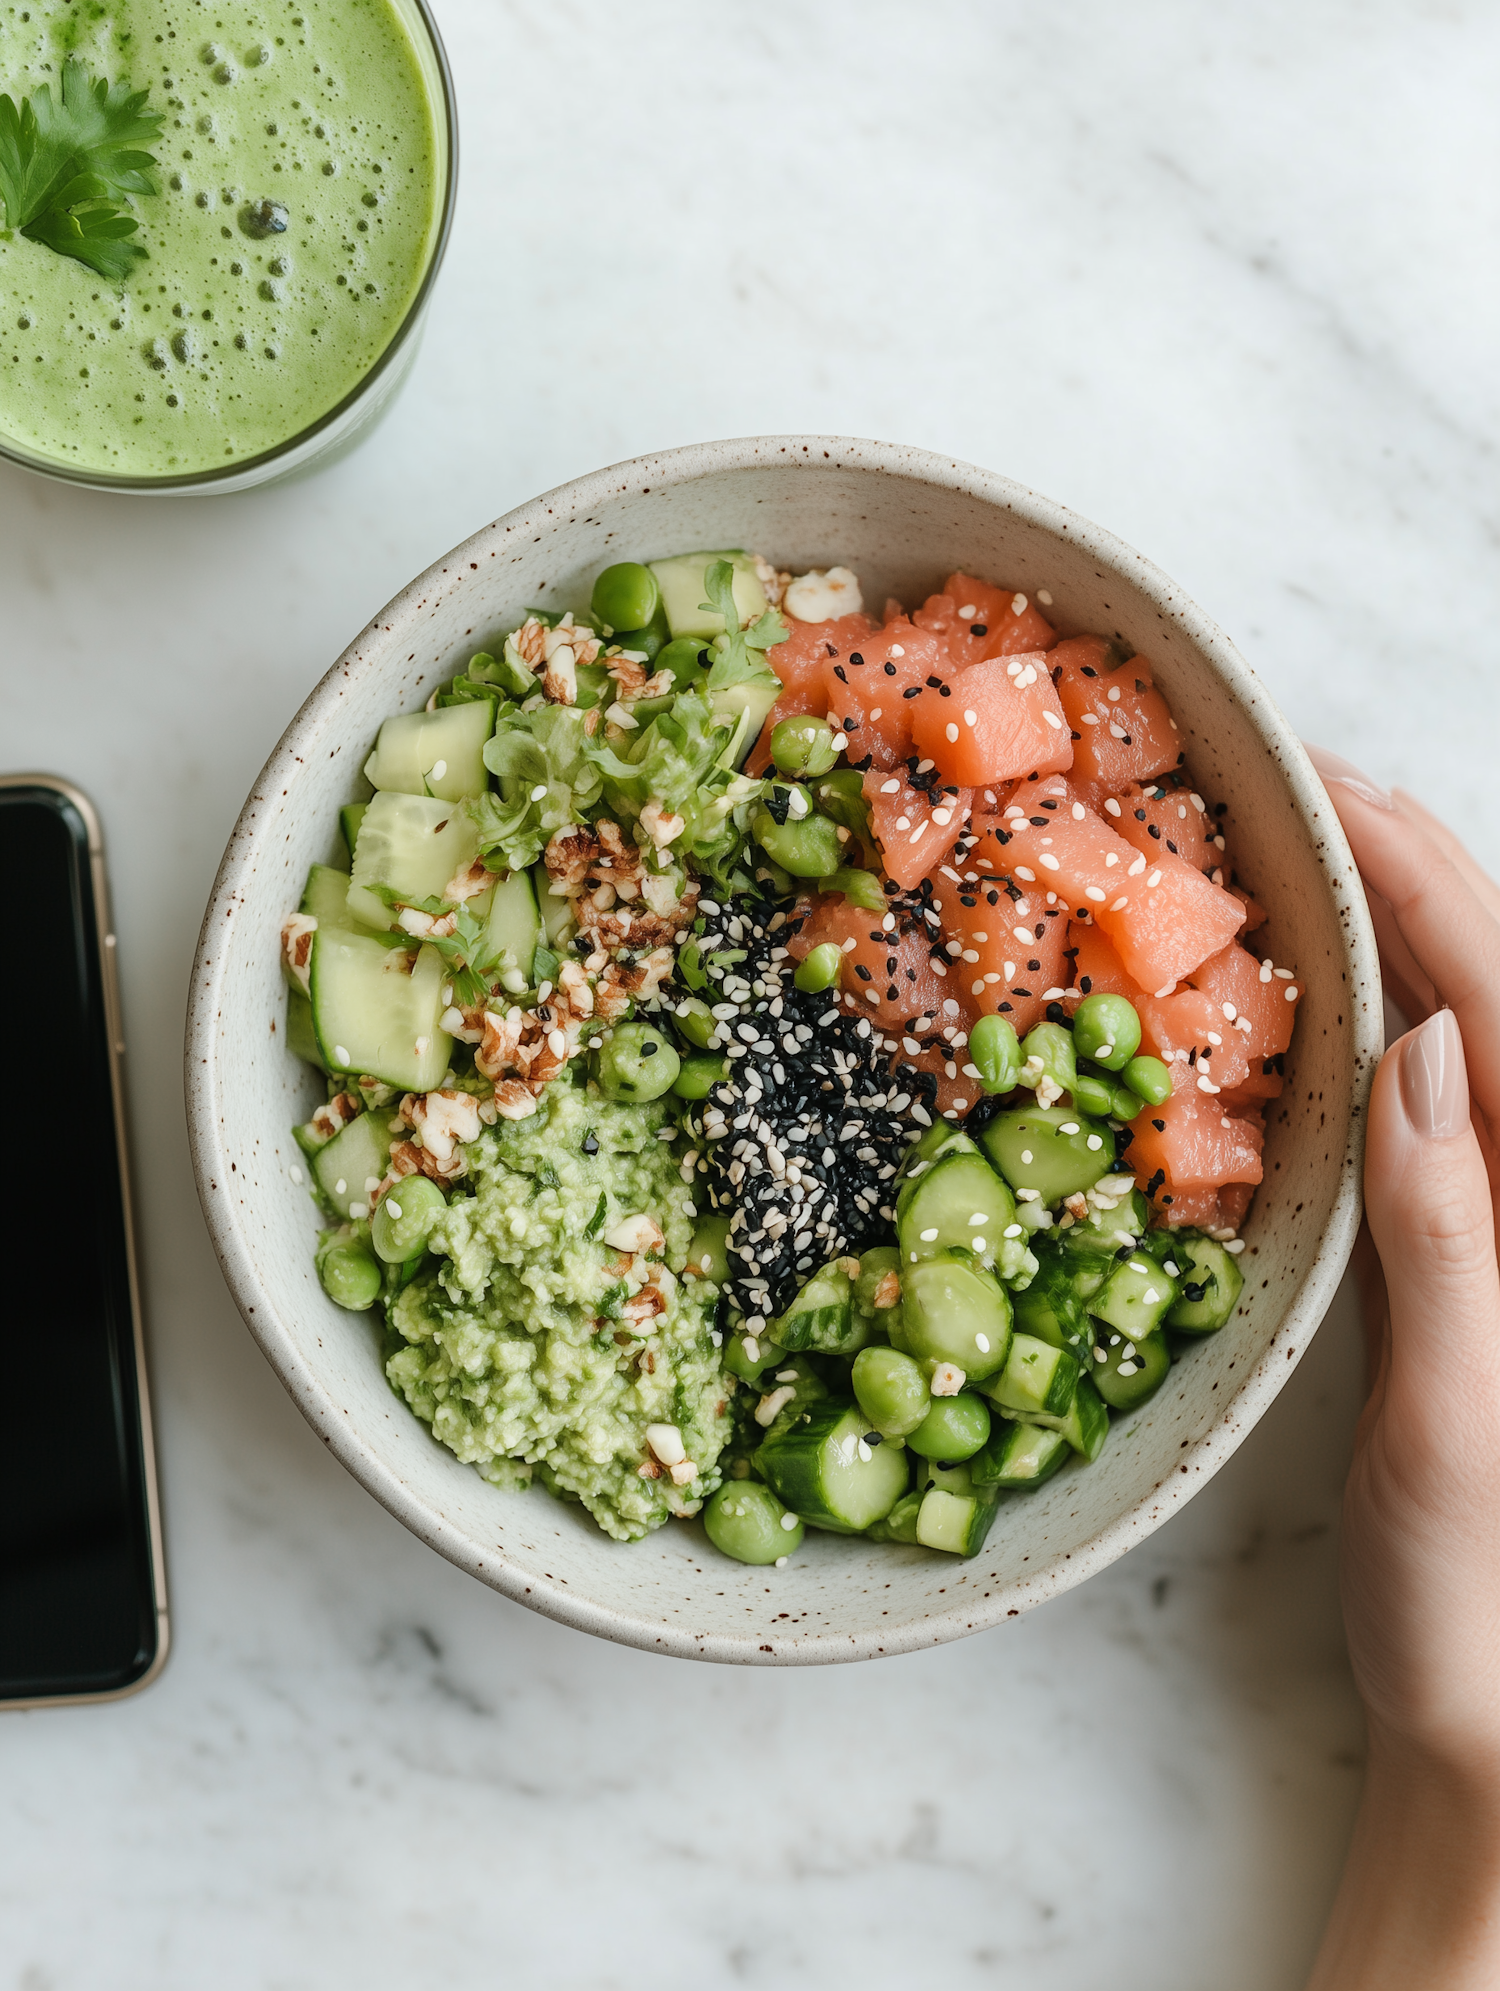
[1022,1020,1077,1095]
[654,636,712,687]
[970,1013,1022,1093]
[318,1240,382,1311]
[723,1331,780,1385]
[591,561,659,634]
[686,1214,733,1287]
[704,1481,804,1565]
[370,1175,447,1263]
[673,1054,729,1099]
[1072,1068,1116,1119]
[852,1345,931,1440]
[1121,1053,1173,1106]
[674,997,718,1049]
[752,804,842,878]
[793,942,843,993]
[905,1391,992,1462]
[771,715,839,777]
[595,1020,681,1101]
[1072,991,1142,1071]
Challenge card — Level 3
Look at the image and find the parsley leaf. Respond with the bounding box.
[0,59,162,279]
[697,559,787,691]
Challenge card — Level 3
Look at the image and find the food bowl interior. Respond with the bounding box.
[189,439,1379,1664]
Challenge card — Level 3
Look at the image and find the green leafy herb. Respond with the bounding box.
[698,559,786,691]
[473,705,605,872]
[820,867,887,913]
[0,58,162,279]
[583,1191,609,1240]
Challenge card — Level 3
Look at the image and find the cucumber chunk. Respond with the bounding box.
[1057,1373,1110,1459]
[362,699,496,803]
[480,867,542,985]
[648,549,768,639]
[286,986,326,1069]
[339,801,367,861]
[1164,1233,1244,1332]
[1011,1238,1094,1361]
[1093,1329,1172,1411]
[298,860,397,942]
[979,1103,1116,1205]
[755,1401,910,1534]
[866,1490,923,1544]
[896,1253,1012,1381]
[532,859,578,952]
[895,1124,981,1210]
[1089,1253,1181,1339]
[346,790,487,933]
[311,1111,394,1221]
[916,1485,1001,1558]
[898,1153,1018,1277]
[309,930,452,1092]
[981,1332,1081,1424]
[767,1258,856,1353]
[971,1419,1071,1490]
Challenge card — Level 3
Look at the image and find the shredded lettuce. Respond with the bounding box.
[699,559,786,691]
[473,705,605,872]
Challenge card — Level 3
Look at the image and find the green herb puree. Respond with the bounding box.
[386,1083,732,1542]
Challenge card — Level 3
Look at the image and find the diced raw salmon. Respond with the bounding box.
[864,767,973,890]
[785,891,965,1030]
[823,613,941,770]
[1187,942,1302,1068]
[767,612,876,699]
[907,650,1072,787]
[914,574,1057,673]
[1106,776,1216,875]
[1051,638,1182,792]
[998,777,1245,993]
[923,844,1071,1036]
[889,1043,979,1122]
[1067,921,1138,999]
[1126,1084,1263,1216]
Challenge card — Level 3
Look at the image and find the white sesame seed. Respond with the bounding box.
[1103,797,1121,817]
[1084,887,1106,903]
[890,644,905,657]
[964,708,978,726]
[957,604,977,619]
[945,722,960,743]
[933,807,953,825]
[1086,1134,1103,1150]
[975,1333,991,1353]
[1043,711,1063,729]
[1020,1150,1033,1164]
[529,783,548,802]
[334,1178,347,1196]
[1285,985,1299,1000]
[880,777,902,794]
[289,1164,303,1186]
[1011,593,1027,615]
[334,1045,351,1066]
[870,707,883,721]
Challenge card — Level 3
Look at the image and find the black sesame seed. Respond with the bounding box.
[849,653,865,667]
[969,623,987,636]
[883,662,897,676]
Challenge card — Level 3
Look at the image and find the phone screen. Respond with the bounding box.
[0,785,164,1701]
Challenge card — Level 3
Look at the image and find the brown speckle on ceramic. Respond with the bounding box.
[184,436,1379,1665]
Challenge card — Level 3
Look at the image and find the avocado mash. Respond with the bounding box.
[384,1080,731,1541]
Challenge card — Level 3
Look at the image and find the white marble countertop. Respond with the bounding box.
[4,2,1496,1984]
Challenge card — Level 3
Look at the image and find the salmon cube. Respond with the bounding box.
[864,767,973,890]
[1127,1084,1263,1210]
[924,845,1071,1036]
[786,891,963,1029]
[767,612,875,698]
[1105,777,1216,875]
[914,573,1057,674]
[823,616,940,770]
[908,650,1072,787]
[1052,637,1182,792]
[1187,941,1303,1068]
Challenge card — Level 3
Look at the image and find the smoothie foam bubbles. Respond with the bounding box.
[0,0,447,481]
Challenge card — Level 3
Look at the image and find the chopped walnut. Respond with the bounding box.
[1062,1192,1090,1222]
[871,1270,902,1310]
[543,824,600,896]
[638,797,685,851]
[309,1091,361,1142]
[442,856,497,905]
[281,911,317,994]
[510,611,602,675]
[605,1213,666,1256]
[752,553,790,608]
[406,1088,482,1168]
[384,1136,464,1188]
[395,905,457,940]
[491,1080,539,1121]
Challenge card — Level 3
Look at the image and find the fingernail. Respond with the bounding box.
[1399,1009,1468,1140]
[1304,743,1395,812]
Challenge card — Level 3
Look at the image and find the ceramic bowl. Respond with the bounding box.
[186,436,1380,1664]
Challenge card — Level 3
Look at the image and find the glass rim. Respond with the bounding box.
[0,0,459,496]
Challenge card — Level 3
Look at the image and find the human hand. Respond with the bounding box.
[1303,747,1500,1990]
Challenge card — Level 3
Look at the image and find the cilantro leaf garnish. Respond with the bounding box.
[0,58,162,280]
[697,559,787,691]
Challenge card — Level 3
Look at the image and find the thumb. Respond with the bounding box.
[1364,1009,1500,1421]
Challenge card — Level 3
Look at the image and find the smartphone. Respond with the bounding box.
[0,777,167,1705]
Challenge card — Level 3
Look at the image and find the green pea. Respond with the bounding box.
[969,1013,1022,1093]
[793,941,843,993]
[673,997,718,1049]
[591,561,659,634]
[686,1214,733,1287]
[852,1345,931,1440]
[752,803,842,878]
[609,597,671,661]
[1072,991,1142,1071]
[673,1054,729,1099]
[595,1020,681,1101]
[654,636,712,687]
[1121,1053,1173,1106]
[704,1480,804,1565]
[771,715,839,777]
[370,1174,447,1264]
[1022,1020,1077,1095]
[318,1241,381,1311]
[905,1391,991,1463]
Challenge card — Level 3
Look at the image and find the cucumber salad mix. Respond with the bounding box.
[280,550,1303,1566]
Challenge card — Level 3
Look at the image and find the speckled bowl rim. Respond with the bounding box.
[185,435,1379,1664]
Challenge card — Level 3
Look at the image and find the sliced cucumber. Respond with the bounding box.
[1058,1187,1149,1256]
[866,1490,923,1545]
[362,699,496,803]
[898,1153,1017,1274]
[532,860,578,952]
[1164,1233,1244,1332]
[970,1419,1071,1491]
[311,1112,395,1221]
[767,1259,856,1353]
[286,986,326,1070]
[339,801,367,863]
[1093,1329,1172,1411]
[1089,1253,1180,1339]
[896,1121,979,1198]
[916,1485,1002,1558]
[346,791,486,933]
[1057,1373,1110,1460]
[981,1332,1081,1425]
[481,867,542,983]
[298,860,398,943]
[755,1401,909,1534]
[979,1103,1115,1205]
[648,549,768,639]
[309,930,452,1092]
[710,678,782,766]
[896,1253,1012,1381]
[1011,1238,1094,1361]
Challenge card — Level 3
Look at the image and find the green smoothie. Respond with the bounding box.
[0,0,445,479]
